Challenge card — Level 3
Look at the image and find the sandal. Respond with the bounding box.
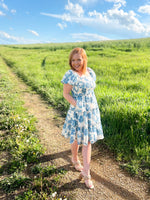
[79,171,94,189]
[71,159,83,172]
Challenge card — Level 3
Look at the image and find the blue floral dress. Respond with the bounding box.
[61,67,104,146]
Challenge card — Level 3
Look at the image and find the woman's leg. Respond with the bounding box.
[82,141,91,175]
[81,142,94,188]
[71,140,83,171]
[71,140,79,162]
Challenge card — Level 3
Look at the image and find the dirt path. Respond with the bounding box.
[3,64,150,200]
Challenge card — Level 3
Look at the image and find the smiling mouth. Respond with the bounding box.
[74,65,80,68]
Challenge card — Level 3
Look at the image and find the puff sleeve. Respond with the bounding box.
[61,70,78,86]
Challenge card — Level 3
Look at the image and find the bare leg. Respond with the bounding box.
[71,140,79,162]
[71,140,83,171]
[82,141,91,176]
[80,142,94,189]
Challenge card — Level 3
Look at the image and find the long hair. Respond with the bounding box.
[69,47,87,74]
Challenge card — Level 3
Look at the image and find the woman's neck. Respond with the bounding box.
[74,68,89,77]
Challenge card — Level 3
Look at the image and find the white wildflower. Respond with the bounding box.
[51,191,57,198]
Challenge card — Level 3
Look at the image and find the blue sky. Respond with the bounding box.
[0,0,150,44]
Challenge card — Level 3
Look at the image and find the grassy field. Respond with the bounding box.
[0,38,150,179]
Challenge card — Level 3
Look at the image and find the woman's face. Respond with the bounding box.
[71,53,84,73]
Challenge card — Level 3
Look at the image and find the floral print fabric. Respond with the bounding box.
[61,67,104,146]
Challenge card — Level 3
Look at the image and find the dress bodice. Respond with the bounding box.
[61,68,98,112]
[71,72,96,98]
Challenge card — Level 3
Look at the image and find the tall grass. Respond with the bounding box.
[0,37,150,179]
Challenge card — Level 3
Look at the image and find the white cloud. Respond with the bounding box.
[0,2,8,10]
[65,0,84,17]
[107,9,132,25]
[71,32,110,41]
[138,5,150,15]
[11,9,16,14]
[0,31,10,39]
[41,12,73,22]
[90,7,148,35]
[57,22,67,30]
[105,0,126,6]
[0,31,24,43]
[106,7,148,34]
[0,31,41,44]
[27,30,39,36]
[0,10,5,16]
[78,0,98,4]
[88,10,109,23]
[78,0,88,3]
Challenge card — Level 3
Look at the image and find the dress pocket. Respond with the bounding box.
[70,104,76,111]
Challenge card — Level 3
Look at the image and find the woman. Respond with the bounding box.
[61,47,104,189]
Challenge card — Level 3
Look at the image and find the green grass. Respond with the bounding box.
[0,37,150,180]
[0,57,67,199]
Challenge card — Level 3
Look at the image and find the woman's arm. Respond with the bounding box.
[63,84,76,107]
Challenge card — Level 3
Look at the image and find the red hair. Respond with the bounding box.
[69,47,87,74]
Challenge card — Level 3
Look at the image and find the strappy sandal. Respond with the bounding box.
[71,159,83,172]
[79,171,94,189]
